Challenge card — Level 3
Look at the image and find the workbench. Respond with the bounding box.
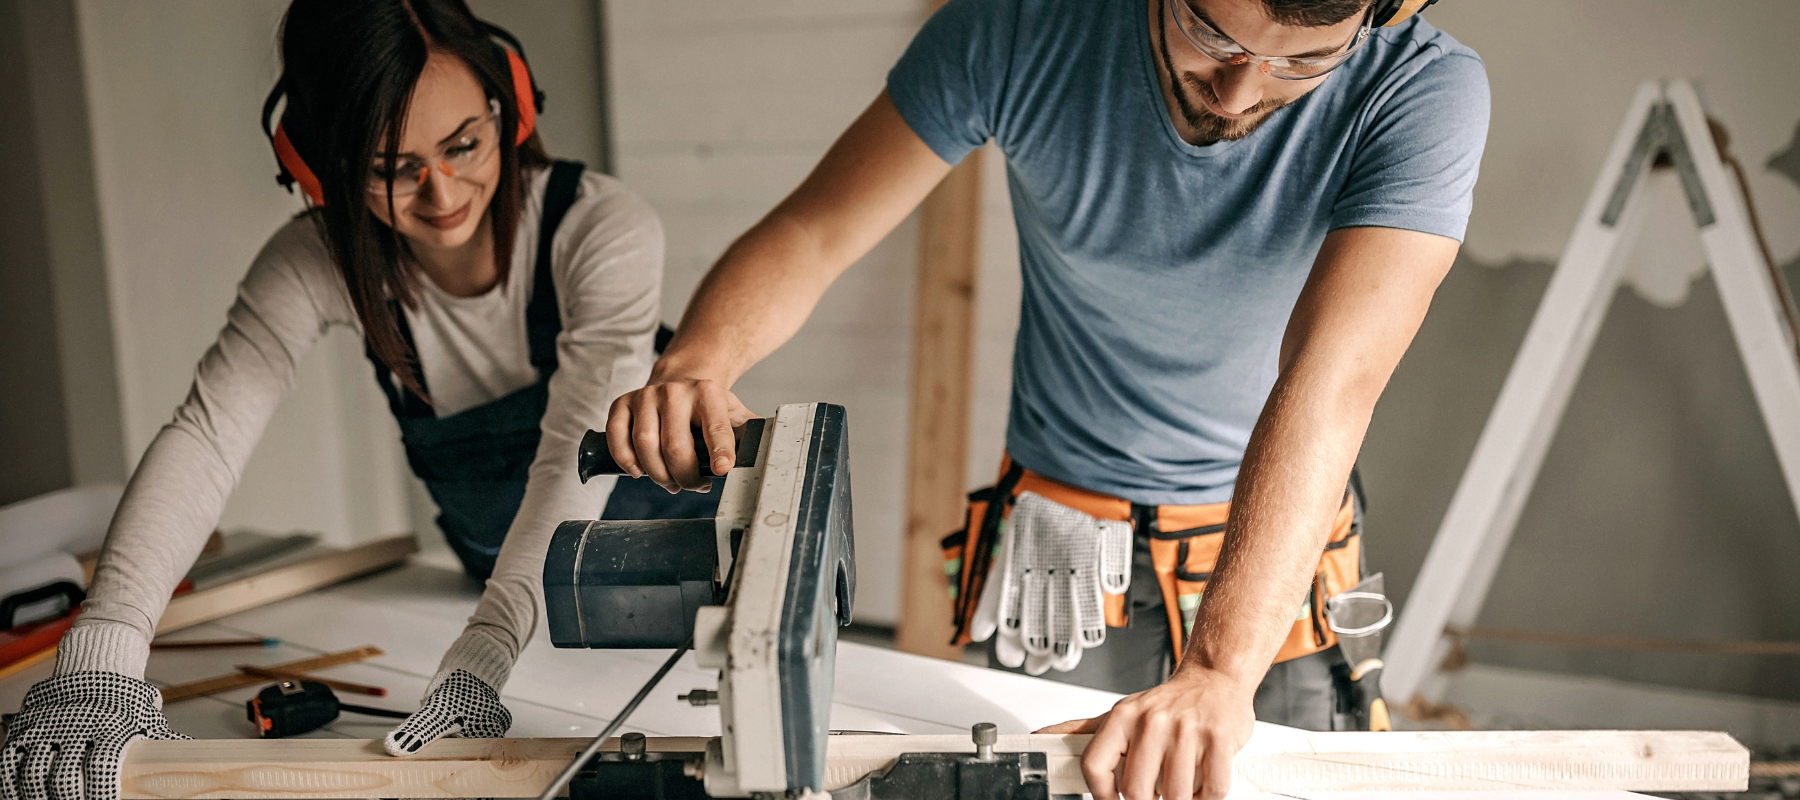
[0,562,1662,799]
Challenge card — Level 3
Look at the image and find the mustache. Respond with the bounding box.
[1181,73,1290,118]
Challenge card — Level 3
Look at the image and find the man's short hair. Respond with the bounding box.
[1260,0,1370,27]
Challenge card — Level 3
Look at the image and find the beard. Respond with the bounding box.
[1172,73,1290,144]
[1157,4,1292,145]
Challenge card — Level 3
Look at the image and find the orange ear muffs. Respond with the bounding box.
[505,48,536,145]
[1374,0,1439,27]
[270,121,325,206]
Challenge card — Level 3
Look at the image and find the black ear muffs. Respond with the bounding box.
[1372,0,1440,27]
[261,23,544,207]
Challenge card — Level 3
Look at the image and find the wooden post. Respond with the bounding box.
[896,113,983,656]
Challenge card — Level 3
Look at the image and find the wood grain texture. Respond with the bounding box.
[117,730,1748,798]
[896,146,984,661]
[157,535,418,634]
[160,646,383,704]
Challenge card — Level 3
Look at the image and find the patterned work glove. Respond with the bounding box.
[0,672,190,800]
[383,669,512,756]
[977,491,1132,675]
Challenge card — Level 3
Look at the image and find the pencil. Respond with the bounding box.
[152,637,280,650]
[236,664,389,697]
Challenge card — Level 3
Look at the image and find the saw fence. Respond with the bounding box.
[118,730,1748,798]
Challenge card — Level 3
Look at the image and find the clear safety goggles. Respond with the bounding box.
[367,101,502,198]
[1168,0,1373,81]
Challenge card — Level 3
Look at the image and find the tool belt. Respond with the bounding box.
[942,455,1362,665]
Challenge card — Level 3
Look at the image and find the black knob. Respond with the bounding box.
[621,731,647,760]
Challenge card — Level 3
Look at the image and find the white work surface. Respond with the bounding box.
[0,563,1653,799]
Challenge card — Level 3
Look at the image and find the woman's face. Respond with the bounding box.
[365,52,502,253]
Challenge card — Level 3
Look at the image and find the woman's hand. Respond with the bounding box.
[605,378,755,493]
[1039,666,1257,800]
[1,671,190,800]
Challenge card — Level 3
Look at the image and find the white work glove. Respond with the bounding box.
[383,669,512,756]
[0,672,190,800]
[384,628,515,756]
[972,491,1131,675]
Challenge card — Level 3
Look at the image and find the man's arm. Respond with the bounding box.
[605,90,952,490]
[1071,226,1460,800]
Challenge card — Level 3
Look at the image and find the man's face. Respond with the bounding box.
[1154,0,1368,145]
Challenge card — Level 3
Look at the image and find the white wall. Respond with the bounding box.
[1363,1,1800,704]
[606,1,931,624]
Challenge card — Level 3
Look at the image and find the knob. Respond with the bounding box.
[679,689,720,706]
[972,722,997,761]
[621,732,647,761]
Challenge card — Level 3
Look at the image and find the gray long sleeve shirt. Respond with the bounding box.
[59,168,661,691]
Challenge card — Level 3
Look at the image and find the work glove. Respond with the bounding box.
[972,491,1131,675]
[0,671,190,800]
[383,669,512,756]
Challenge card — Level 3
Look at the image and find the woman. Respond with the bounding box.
[0,1,704,795]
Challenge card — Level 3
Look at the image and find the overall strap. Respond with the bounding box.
[368,299,433,419]
[526,159,587,376]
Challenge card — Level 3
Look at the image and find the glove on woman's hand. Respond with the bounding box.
[383,669,512,756]
[0,672,190,800]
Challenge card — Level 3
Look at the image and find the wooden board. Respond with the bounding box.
[160,646,383,704]
[117,730,1747,798]
[896,145,984,662]
[157,535,418,634]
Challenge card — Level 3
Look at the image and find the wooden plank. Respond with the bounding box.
[157,535,418,635]
[117,730,1747,798]
[896,143,983,661]
[160,646,383,704]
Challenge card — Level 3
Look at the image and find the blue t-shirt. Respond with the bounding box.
[888,0,1490,504]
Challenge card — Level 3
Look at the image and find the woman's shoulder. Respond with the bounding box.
[534,163,664,280]
[244,210,359,327]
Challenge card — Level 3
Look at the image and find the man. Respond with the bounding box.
[607,0,1487,797]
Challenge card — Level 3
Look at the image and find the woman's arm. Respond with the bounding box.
[67,218,345,676]
[433,173,664,688]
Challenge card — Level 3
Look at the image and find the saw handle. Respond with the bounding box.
[577,418,766,484]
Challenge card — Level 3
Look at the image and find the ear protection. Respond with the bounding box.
[260,22,544,206]
[1372,0,1440,27]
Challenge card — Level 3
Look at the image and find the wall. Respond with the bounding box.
[0,0,73,505]
[1360,1,1800,703]
[605,1,930,624]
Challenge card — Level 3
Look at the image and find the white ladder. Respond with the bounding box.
[1382,80,1800,704]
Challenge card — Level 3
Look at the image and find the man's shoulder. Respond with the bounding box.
[1357,17,1486,91]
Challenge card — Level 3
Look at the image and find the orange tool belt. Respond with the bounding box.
[942,455,1362,665]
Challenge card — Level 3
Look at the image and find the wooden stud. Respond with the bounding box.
[159,646,383,704]
[157,534,418,634]
[896,0,985,656]
[117,730,1748,798]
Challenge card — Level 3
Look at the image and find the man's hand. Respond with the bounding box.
[606,378,754,492]
[1040,666,1256,800]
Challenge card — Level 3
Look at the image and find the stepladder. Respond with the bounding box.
[1382,80,1800,705]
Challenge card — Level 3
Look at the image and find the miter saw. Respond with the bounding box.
[543,403,1051,800]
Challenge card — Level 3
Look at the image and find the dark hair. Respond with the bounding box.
[276,0,549,399]
[1260,0,1369,27]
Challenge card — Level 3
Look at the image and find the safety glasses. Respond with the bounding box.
[367,100,502,198]
[1168,0,1373,81]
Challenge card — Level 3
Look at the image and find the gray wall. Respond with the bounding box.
[0,0,73,505]
[1360,2,1800,702]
